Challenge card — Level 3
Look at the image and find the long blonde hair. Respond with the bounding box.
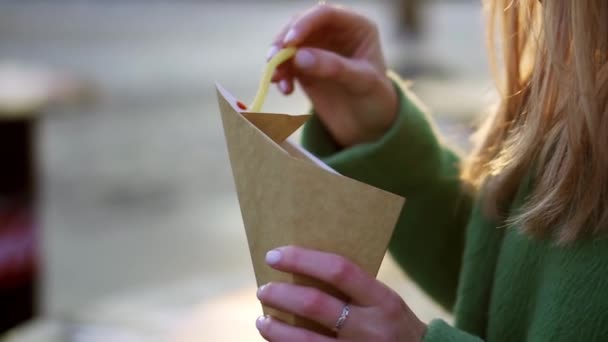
[463,0,608,243]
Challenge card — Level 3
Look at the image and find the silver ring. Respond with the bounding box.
[334,304,350,332]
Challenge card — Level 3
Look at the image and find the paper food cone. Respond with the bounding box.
[216,84,405,336]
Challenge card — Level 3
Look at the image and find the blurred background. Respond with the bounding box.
[0,0,493,340]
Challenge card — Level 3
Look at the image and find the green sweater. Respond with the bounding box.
[301,78,608,341]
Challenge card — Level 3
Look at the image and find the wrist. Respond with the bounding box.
[355,74,399,145]
[376,75,399,138]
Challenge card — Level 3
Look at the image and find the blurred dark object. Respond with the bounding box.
[0,107,38,334]
[0,63,95,333]
[394,0,440,78]
[397,0,423,39]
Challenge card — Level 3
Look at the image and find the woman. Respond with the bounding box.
[256,1,608,341]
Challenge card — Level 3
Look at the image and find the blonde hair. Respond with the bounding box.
[463,0,608,243]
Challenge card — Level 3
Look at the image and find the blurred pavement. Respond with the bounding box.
[0,1,493,340]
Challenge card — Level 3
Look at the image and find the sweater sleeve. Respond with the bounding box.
[424,320,483,342]
[301,74,474,310]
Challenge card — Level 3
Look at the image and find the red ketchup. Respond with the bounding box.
[237,101,247,110]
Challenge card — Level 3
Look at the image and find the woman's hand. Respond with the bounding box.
[268,4,398,148]
[255,246,427,342]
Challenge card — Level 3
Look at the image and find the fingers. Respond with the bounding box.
[265,246,390,306]
[278,78,295,95]
[257,282,349,331]
[269,12,300,54]
[268,12,301,92]
[272,47,377,96]
[268,17,297,93]
[292,48,377,94]
[268,4,356,55]
[256,315,335,342]
[271,62,295,94]
[272,64,295,94]
[268,4,375,93]
[282,5,369,47]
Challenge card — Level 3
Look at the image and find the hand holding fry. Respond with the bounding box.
[268,4,398,147]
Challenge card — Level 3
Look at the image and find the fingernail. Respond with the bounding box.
[283,28,297,44]
[256,315,269,331]
[279,80,289,93]
[294,50,315,69]
[266,45,280,61]
[265,250,282,265]
[257,283,269,298]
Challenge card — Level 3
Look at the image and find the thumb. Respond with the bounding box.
[292,48,377,94]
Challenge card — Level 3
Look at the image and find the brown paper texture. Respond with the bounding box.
[216,84,405,336]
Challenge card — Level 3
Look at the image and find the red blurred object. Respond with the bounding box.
[0,117,38,332]
[0,65,92,333]
[0,205,37,288]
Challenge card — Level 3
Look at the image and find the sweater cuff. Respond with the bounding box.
[301,74,444,194]
[423,320,483,342]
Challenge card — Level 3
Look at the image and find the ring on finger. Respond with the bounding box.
[334,304,350,332]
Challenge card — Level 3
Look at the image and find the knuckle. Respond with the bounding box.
[327,257,353,284]
[384,301,402,320]
[370,67,384,83]
[369,66,385,82]
[302,290,326,317]
[281,245,298,266]
[326,59,345,78]
[382,291,406,320]
[267,282,286,302]
[319,61,338,78]
[354,67,379,92]
[362,67,384,88]
[343,61,383,95]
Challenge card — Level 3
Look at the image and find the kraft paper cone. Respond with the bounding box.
[216,84,405,336]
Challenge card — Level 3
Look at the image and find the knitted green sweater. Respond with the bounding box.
[301,78,608,341]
